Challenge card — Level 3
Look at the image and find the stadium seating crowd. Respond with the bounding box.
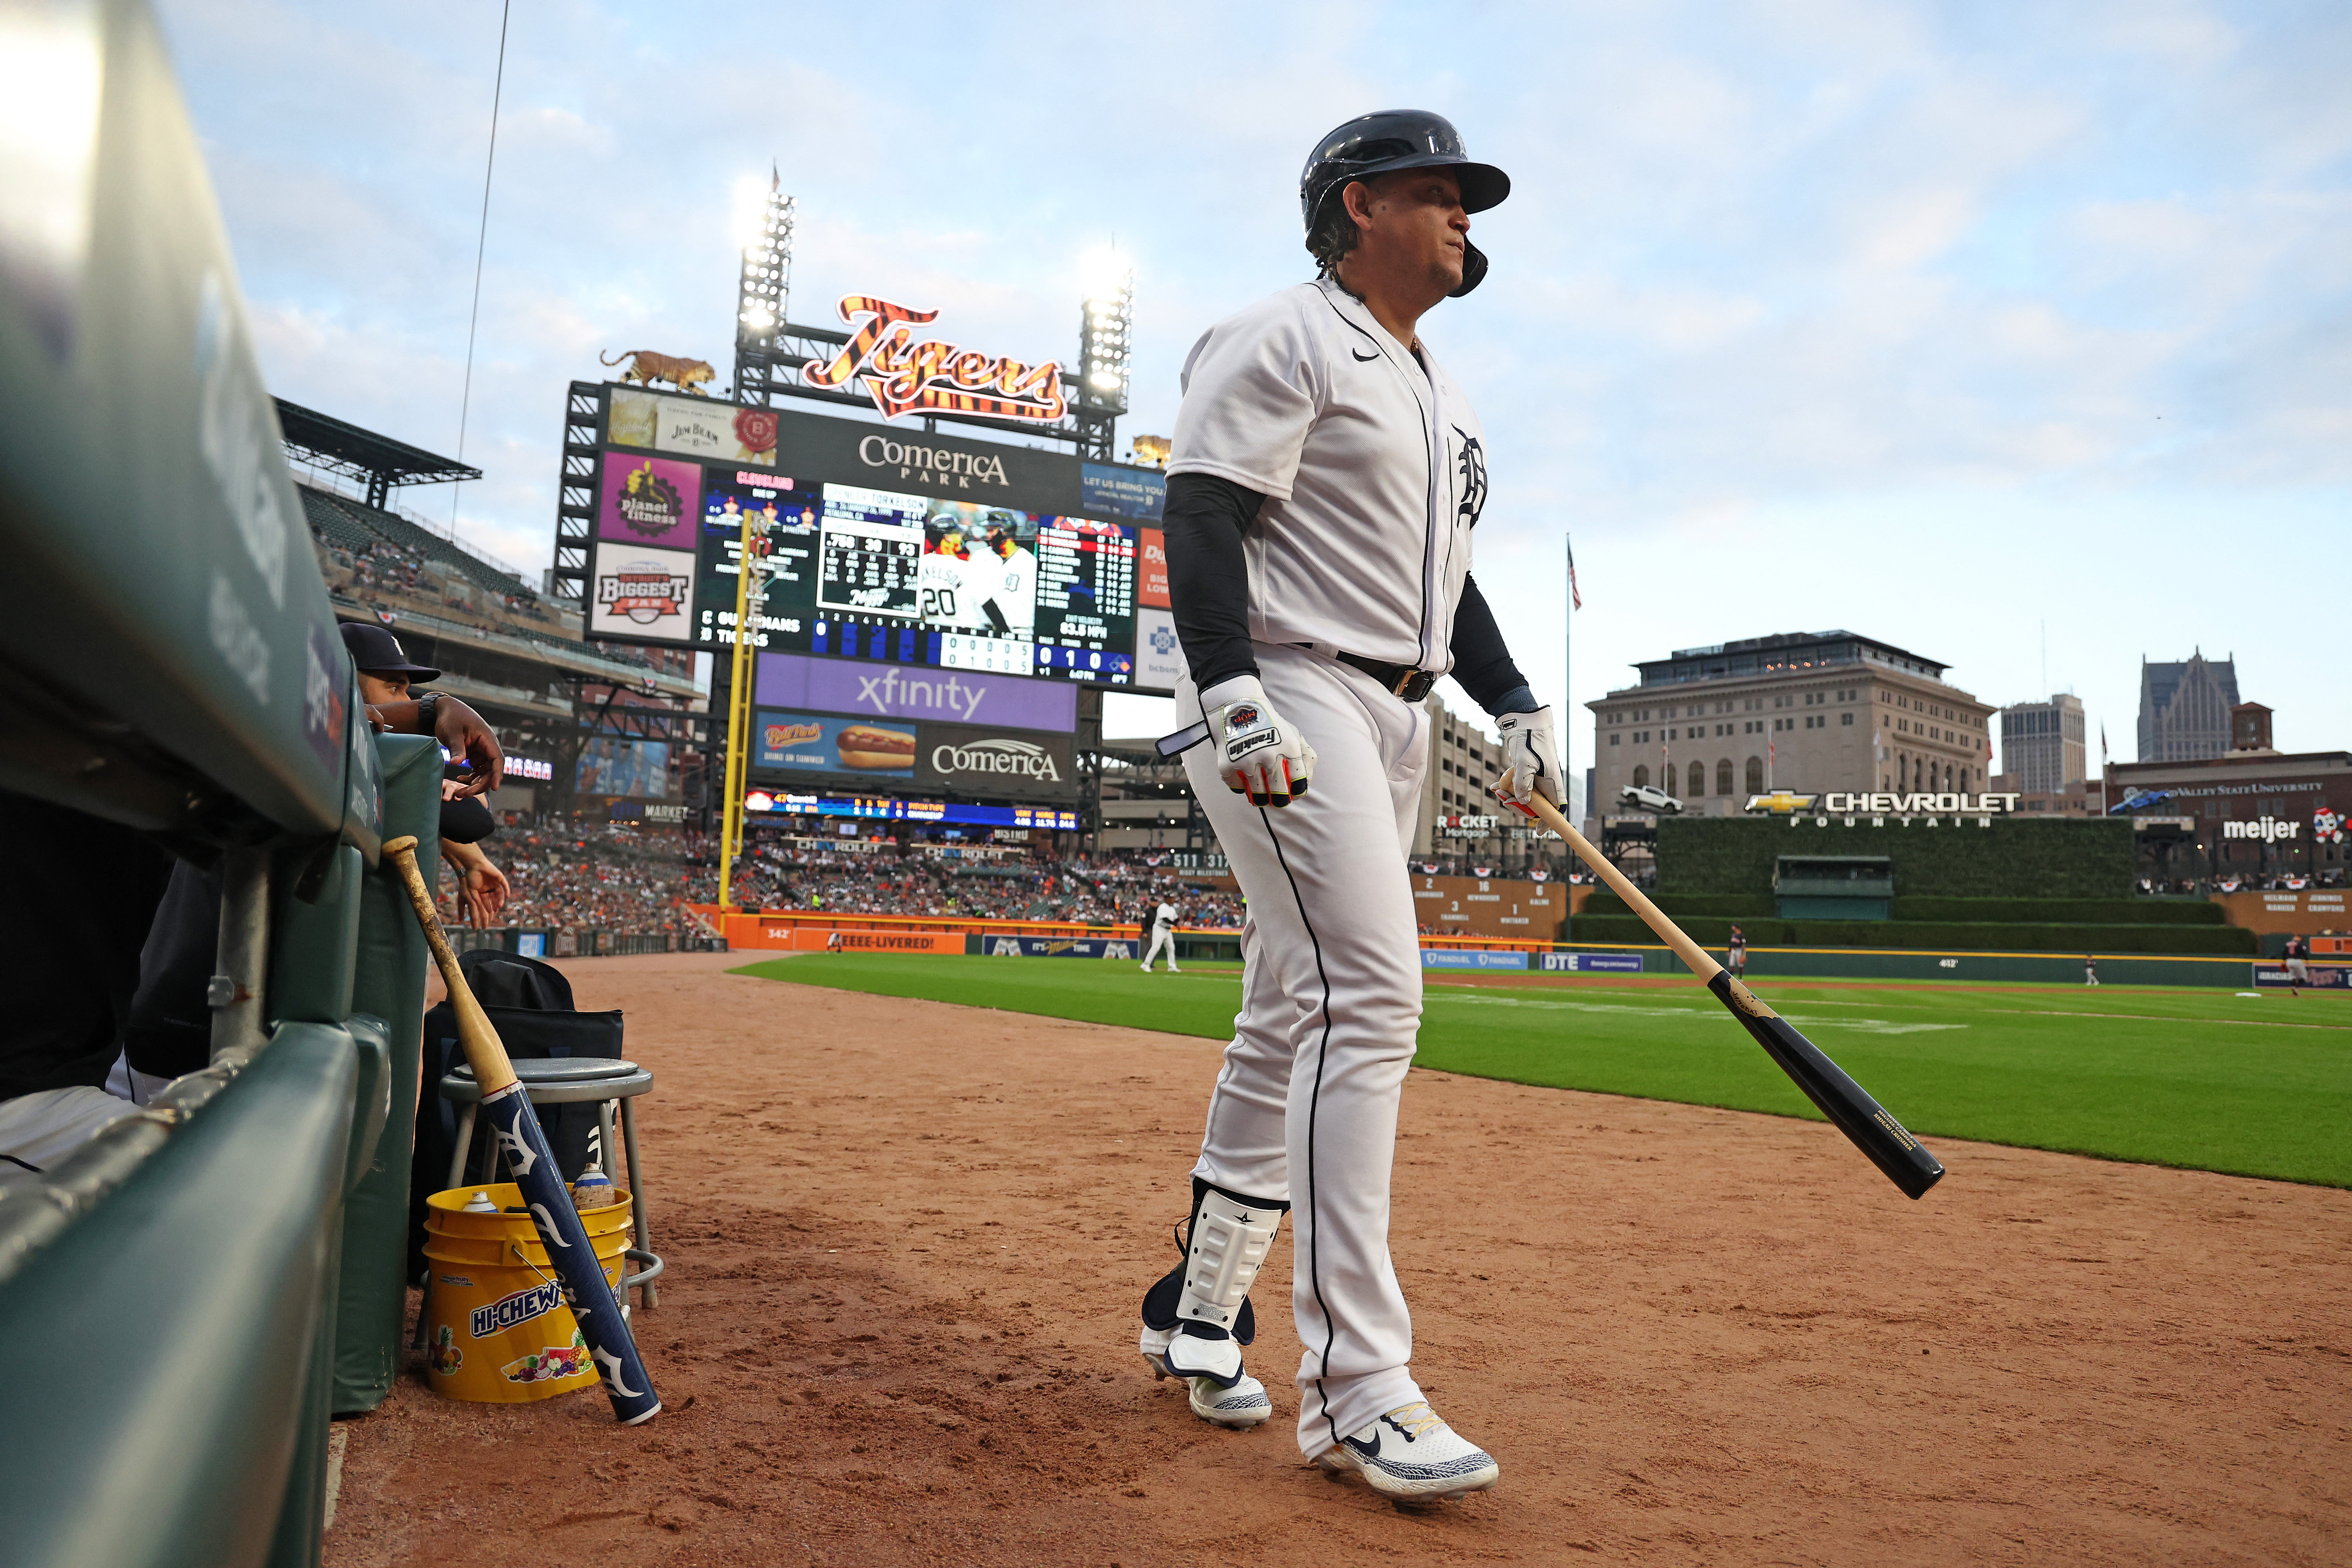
[437,823,1246,935]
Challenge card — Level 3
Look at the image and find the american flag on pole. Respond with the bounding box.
[1566,536,1583,610]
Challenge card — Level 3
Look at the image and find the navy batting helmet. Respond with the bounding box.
[1299,110,1509,296]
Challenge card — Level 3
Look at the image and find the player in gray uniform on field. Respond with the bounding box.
[1136,111,1559,1503]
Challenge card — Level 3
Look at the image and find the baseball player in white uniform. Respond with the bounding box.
[1135,112,1557,1505]
[1140,897,1180,973]
[916,521,990,631]
[984,521,1039,637]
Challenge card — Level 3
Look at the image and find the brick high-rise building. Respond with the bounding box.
[1588,631,1993,817]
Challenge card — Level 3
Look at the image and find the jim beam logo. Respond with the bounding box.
[598,557,692,623]
[931,736,1062,782]
[804,294,1066,424]
[612,459,685,538]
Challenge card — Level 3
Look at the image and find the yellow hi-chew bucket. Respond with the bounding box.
[422,1182,633,1403]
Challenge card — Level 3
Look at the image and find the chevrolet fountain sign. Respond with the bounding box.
[1814,792,2020,814]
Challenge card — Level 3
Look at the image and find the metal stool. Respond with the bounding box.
[440,1057,663,1309]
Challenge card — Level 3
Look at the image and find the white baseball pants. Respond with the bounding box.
[1142,926,1178,971]
[1177,642,1430,1458]
[0,1084,142,1190]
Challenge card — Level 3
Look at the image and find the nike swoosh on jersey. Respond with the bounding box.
[1351,348,1380,362]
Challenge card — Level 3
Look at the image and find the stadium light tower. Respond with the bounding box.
[1075,247,1133,436]
[733,167,794,405]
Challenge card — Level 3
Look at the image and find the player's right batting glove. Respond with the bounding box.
[1200,675,1317,808]
[1491,704,1560,819]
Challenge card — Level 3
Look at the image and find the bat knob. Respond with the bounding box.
[383,835,419,856]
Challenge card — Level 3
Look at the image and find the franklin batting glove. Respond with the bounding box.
[1491,704,1560,819]
[1200,675,1317,808]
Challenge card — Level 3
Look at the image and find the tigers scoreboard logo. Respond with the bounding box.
[803,294,1067,423]
[597,558,692,623]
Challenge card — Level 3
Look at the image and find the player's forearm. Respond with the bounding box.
[1449,574,1537,715]
[1163,472,1265,692]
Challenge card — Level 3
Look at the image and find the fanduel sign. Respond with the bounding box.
[1819,792,2021,814]
[754,650,1076,733]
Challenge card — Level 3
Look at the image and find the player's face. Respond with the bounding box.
[1351,169,1468,294]
[939,529,963,553]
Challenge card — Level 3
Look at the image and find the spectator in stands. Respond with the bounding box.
[340,621,514,929]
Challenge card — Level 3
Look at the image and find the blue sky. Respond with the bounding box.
[158,0,2350,775]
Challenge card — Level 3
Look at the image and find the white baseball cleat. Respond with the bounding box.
[1141,1340,1273,1429]
[1315,1403,1499,1502]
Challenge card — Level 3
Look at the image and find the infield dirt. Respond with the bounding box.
[324,952,2351,1567]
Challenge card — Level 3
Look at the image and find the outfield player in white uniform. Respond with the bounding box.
[1135,111,1557,1505]
[1140,897,1180,973]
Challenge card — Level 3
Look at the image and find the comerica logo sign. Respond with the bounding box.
[931,738,1061,781]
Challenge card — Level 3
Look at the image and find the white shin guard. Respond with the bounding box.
[1161,1192,1284,1386]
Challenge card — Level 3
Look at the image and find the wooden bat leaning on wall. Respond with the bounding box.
[1498,790,1947,1200]
[383,835,663,1422]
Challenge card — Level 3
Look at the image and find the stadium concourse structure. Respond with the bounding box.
[281,398,706,824]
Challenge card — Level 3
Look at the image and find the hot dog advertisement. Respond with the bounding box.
[753,710,916,779]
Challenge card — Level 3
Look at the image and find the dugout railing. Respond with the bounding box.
[0,6,430,1562]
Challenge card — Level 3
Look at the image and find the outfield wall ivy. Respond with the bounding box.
[1656,815,2134,898]
[1581,892,2224,925]
[1567,913,2255,955]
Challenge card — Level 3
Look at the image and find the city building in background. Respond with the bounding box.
[1998,693,2085,794]
[2232,702,2275,752]
[1588,631,1994,817]
[2138,651,2240,762]
[2109,728,2351,888]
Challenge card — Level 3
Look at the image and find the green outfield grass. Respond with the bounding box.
[732,955,2352,1188]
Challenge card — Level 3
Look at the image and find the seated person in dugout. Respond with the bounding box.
[0,631,504,1187]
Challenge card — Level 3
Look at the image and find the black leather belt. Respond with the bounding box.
[1337,652,1439,702]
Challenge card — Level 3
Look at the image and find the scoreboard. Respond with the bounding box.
[578,391,1167,692]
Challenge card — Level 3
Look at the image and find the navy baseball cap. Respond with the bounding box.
[339,620,440,684]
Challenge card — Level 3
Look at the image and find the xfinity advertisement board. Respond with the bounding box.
[755,650,1076,732]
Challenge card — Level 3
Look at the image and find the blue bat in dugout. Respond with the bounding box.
[385,836,662,1423]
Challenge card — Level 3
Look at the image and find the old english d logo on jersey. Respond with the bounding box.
[1454,429,1487,527]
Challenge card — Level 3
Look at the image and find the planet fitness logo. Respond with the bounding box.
[614,459,685,538]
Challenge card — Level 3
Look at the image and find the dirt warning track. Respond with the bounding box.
[325,952,2352,1567]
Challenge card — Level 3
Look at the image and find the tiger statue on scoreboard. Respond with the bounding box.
[599,350,717,395]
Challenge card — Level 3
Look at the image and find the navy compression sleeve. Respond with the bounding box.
[1163,471,1265,692]
[1449,574,1537,715]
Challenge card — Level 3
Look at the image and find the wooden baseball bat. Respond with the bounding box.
[1502,792,1946,1199]
[383,836,662,1422]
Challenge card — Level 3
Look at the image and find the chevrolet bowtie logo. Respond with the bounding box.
[1744,791,1819,814]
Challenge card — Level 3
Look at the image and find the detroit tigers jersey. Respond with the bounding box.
[1154,901,1176,930]
[916,550,989,630]
[1167,276,1489,674]
[992,544,1039,635]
